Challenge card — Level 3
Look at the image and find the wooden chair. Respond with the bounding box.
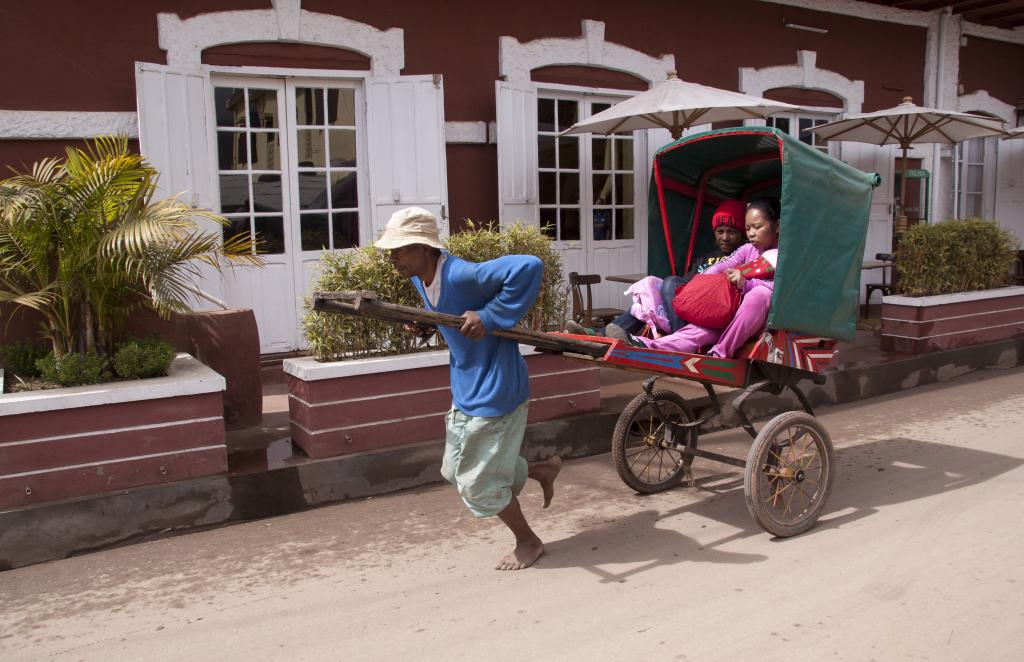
[568,272,623,328]
[1012,249,1024,286]
[862,253,896,318]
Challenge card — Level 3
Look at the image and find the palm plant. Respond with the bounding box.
[0,135,261,358]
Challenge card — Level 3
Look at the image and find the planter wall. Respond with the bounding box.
[0,354,227,510]
[881,286,1024,354]
[285,347,601,459]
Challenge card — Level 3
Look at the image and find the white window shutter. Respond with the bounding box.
[134,61,224,306]
[842,141,898,262]
[646,128,673,168]
[366,75,449,240]
[982,137,998,220]
[495,81,538,227]
[841,142,894,211]
[996,139,1024,242]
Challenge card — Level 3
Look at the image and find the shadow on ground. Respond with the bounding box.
[541,436,1022,582]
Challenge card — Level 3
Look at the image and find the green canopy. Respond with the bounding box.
[647,126,879,342]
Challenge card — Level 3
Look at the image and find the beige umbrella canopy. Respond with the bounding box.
[808,96,1007,231]
[1004,126,1024,140]
[561,71,801,140]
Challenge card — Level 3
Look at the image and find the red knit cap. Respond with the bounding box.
[711,200,746,232]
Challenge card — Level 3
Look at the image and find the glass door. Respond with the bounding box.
[211,75,368,352]
[537,93,642,308]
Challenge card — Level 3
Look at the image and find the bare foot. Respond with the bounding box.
[495,540,545,570]
[529,456,562,509]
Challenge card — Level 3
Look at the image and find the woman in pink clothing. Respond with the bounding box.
[632,197,781,358]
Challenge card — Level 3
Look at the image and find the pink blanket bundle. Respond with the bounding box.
[625,276,671,336]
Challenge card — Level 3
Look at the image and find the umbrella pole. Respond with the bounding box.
[896,143,910,236]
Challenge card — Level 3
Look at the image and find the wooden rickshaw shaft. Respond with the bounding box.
[312,291,611,359]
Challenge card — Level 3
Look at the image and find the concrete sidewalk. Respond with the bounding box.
[2,330,1023,570]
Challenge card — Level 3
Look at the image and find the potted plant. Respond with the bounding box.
[285,222,601,459]
[0,135,261,508]
[881,218,1023,353]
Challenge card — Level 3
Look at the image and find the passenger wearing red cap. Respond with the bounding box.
[566,199,745,338]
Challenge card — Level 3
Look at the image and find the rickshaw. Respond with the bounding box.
[313,126,878,538]
[559,126,879,537]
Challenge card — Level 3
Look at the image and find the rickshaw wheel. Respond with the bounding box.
[743,411,835,538]
[612,390,697,494]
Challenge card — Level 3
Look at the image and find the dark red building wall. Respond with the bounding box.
[960,35,1024,112]
[2,0,928,225]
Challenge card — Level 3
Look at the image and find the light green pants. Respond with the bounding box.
[442,402,529,518]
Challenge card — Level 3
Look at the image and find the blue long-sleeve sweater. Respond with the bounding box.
[413,253,543,417]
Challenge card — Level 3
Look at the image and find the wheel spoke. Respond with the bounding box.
[795,482,816,505]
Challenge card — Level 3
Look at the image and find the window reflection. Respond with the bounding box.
[593,174,612,204]
[561,209,581,241]
[252,174,283,212]
[298,170,328,210]
[327,89,356,126]
[328,129,357,166]
[300,213,329,251]
[539,208,556,238]
[254,216,285,254]
[215,88,245,128]
[593,209,611,241]
[222,217,251,245]
[616,208,634,240]
[538,135,556,169]
[248,89,278,129]
[592,138,610,171]
[537,98,555,133]
[249,132,280,170]
[217,132,247,170]
[330,172,358,209]
[295,87,324,126]
[219,175,249,213]
[559,136,579,169]
[615,174,633,203]
[557,99,578,131]
[297,129,327,168]
[539,172,556,205]
[332,212,359,248]
[616,139,633,170]
[559,173,579,204]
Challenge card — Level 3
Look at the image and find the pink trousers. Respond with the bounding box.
[637,286,772,358]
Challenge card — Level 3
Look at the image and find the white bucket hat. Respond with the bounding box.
[374,207,445,250]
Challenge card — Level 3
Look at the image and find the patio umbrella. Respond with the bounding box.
[808,96,1007,232]
[1004,126,1024,140]
[561,71,801,140]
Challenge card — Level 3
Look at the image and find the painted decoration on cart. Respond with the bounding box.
[602,344,748,387]
[749,330,837,373]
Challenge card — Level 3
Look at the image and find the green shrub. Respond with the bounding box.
[302,246,426,362]
[896,218,1019,297]
[302,221,567,362]
[113,336,176,379]
[447,221,567,333]
[1,340,48,379]
[35,351,111,387]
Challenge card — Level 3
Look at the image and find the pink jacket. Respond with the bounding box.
[626,276,672,334]
[704,244,776,295]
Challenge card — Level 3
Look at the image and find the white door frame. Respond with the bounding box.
[208,71,372,352]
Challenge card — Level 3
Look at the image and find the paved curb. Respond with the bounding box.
[2,336,1022,570]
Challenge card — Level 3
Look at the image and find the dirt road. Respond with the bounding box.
[2,367,1023,661]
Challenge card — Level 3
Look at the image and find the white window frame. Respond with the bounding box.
[766,107,840,157]
[954,135,998,220]
[535,86,646,249]
[209,75,291,256]
[286,78,370,254]
[207,70,372,253]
